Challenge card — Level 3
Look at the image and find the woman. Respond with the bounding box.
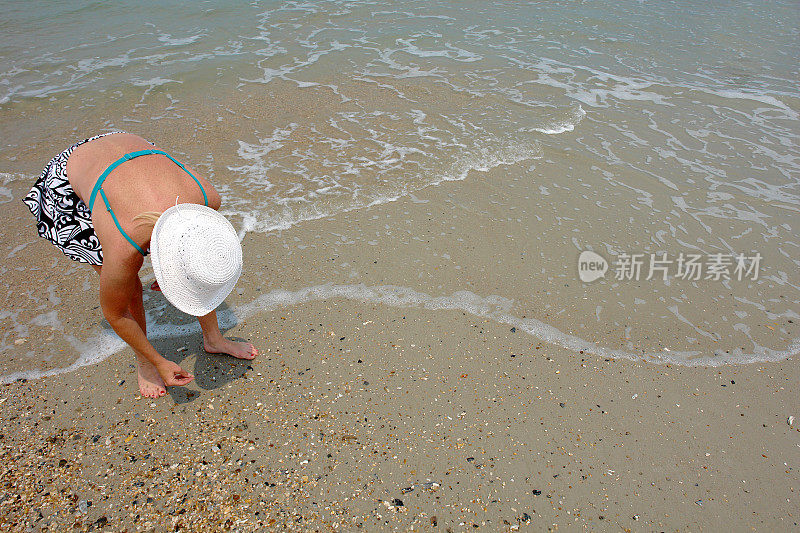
[23,132,257,398]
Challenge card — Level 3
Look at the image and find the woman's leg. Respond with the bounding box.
[196,310,257,360]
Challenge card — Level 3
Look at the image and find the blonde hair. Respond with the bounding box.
[133,211,163,229]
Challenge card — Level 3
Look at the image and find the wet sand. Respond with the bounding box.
[2,187,798,531]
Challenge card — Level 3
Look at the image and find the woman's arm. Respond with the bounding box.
[98,257,193,387]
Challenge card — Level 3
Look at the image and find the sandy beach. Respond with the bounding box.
[2,304,798,531]
[2,184,799,532]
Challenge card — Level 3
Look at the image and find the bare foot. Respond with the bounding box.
[136,355,167,398]
[203,338,258,360]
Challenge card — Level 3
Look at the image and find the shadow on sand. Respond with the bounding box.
[113,299,253,404]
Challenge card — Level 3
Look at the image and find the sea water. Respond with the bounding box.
[0,0,798,380]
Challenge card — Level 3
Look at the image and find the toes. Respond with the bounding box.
[141,387,165,398]
[244,343,257,359]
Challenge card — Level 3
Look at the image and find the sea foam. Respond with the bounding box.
[4,282,799,384]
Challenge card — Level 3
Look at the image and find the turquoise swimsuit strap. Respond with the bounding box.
[98,189,148,256]
[88,149,208,211]
[87,149,210,256]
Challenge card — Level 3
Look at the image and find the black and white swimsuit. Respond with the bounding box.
[22,132,122,265]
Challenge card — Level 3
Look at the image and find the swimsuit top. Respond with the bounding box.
[88,149,209,256]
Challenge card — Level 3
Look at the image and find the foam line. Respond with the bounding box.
[226,137,542,234]
[4,283,799,384]
[236,284,800,367]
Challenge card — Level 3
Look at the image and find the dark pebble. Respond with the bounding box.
[466,457,475,462]
[521,512,531,522]
[532,489,541,495]
[559,402,565,408]
[510,327,516,333]
[391,498,404,507]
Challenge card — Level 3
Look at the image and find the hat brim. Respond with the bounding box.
[150,204,242,316]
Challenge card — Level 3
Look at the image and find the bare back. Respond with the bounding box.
[66,132,221,265]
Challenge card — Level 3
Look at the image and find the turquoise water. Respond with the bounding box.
[2,1,797,102]
[0,0,798,377]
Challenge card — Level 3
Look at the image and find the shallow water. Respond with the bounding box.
[1,0,798,380]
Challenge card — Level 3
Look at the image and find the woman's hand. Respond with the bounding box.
[157,360,195,387]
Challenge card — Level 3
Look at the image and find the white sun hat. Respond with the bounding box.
[150,203,242,316]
